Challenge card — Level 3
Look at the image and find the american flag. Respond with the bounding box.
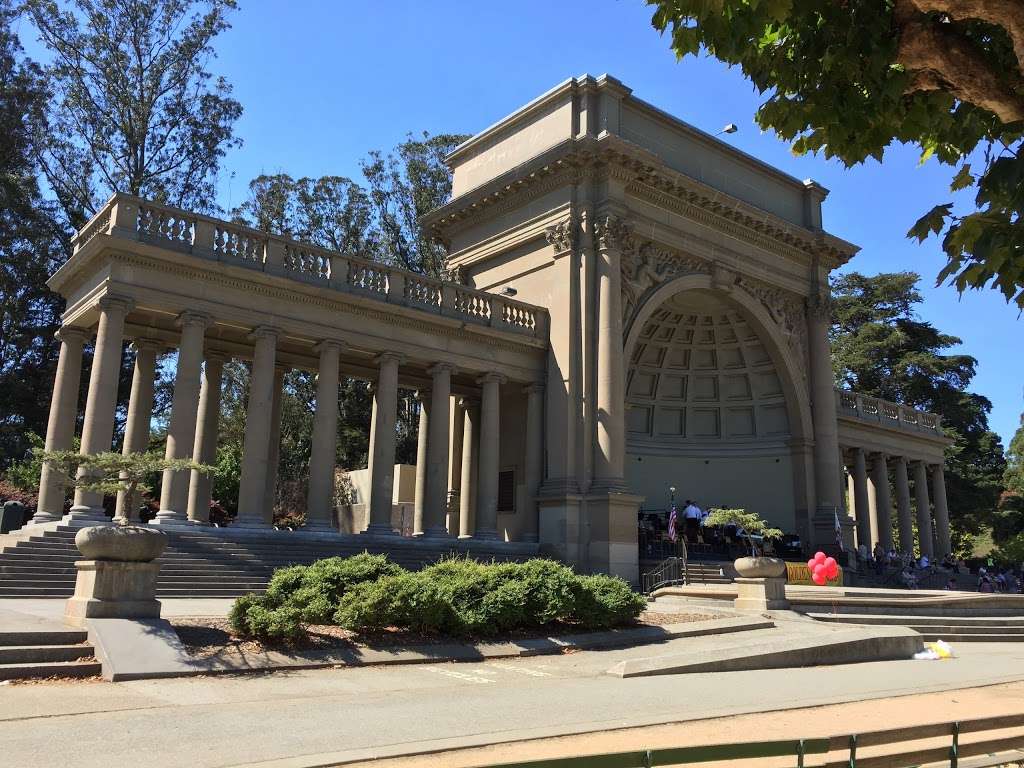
[668,502,678,543]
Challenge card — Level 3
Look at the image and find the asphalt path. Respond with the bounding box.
[2,633,1024,768]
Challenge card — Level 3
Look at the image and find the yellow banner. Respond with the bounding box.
[786,561,843,586]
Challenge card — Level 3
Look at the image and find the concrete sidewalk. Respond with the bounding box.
[2,636,1023,768]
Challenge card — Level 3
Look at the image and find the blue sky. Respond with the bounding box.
[18,0,1024,445]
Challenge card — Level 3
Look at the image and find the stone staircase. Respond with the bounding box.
[0,626,101,680]
[0,525,538,599]
[807,612,1024,643]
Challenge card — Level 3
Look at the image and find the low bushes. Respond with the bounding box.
[228,554,646,642]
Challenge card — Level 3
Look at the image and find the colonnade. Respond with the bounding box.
[33,296,544,540]
[842,447,951,558]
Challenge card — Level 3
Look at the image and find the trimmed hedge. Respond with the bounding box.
[228,555,646,641]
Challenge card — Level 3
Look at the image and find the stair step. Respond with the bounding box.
[0,645,93,664]
[920,633,1024,643]
[0,630,87,646]
[0,660,102,680]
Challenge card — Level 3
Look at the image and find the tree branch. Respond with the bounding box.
[895,5,1024,124]
[907,0,1024,73]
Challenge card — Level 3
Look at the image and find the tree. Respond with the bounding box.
[648,0,1024,307]
[830,272,1006,542]
[0,2,68,469]
[994,410,1024,543]
[27,0,242,226]
[361,132,469,277]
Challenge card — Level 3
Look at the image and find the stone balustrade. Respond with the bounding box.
[835,389,942,436]
[73,194,549,341]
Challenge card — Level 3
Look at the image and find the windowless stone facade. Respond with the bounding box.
[32,75,952,584]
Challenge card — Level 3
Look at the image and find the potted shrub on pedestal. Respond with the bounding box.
[703,507,788,612]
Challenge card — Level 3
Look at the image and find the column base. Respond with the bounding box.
[66,506,113,525]
[361,523,397,536]
[151,510,191,526]
[473,528,500,541]
[421,526,454,539]
[588,477,629,494]
[584,491,644,587]
[296,523,340,535]
[29,511,63,526]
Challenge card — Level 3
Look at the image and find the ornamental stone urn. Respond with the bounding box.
[64,525,168,627]
[733,555,790,613]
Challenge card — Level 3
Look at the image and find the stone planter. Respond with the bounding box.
[733,556,786,579]
[74,525,168,562]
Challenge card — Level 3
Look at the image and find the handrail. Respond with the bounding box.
[835,387,943,436]
[70,193,550,341]
[483,713,1024,767]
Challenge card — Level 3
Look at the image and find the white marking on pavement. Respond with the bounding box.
[487,662,553,677]
[421,666,494,684]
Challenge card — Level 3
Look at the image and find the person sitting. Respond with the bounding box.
[900,567,918,589]
[918,554,930,569]
[945,576,958,591]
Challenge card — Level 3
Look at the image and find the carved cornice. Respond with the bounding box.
[102,251,544,357]
[425,139,857,269]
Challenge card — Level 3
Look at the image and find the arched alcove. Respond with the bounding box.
[623,279,811,534]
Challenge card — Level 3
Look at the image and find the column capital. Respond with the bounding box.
[476,372,507,386]
[375,351,406,367]
[247,325,281,342]
[205,349,230,364]
[544,215,579,257]
[593,214,633,253]
[427,362,456,377]
[523,382,545,395]
[130,337,164,354]
[456,395,478,409]
[177,310,213,330]
[98,294,135,315]
[55,325,90,345]
[414,388,431,402]
[313,338,346,354]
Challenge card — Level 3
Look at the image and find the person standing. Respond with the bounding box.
[683,499,701,543]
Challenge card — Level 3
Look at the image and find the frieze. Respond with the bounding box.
[736,275,809,377]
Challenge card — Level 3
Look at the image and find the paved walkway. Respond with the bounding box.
[2,630,1023,768]
[0,597,235,626]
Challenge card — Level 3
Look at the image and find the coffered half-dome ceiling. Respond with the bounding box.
[626,289,791,445]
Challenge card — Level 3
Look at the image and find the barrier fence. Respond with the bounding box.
[482,713,1024,768]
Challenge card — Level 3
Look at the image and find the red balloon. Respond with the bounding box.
[824,556,838,570]
[812,572,827,585]
[826,562,839,579]
[806,559,816,572]
[814,551,827,565]
[812,563,826,577]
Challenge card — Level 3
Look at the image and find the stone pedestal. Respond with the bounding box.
[64,561,162,627]
[733,576,790,613]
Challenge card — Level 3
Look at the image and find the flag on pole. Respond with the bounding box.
[668,502,678,543]
[834,509,845,552]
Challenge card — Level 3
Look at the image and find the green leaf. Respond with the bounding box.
[950,164,974,192]
[907,204,952,241]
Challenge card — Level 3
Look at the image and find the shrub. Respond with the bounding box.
[227,593,305,643]
[571,574,647,629]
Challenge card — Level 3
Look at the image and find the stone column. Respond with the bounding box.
[592,216,627,491]
[235,326,280,529]
[423,364,454,537]
[850,448,871,550]
[475,373,505,540]
[33,326,89,524]
[70,296,133,522]
[365,352,403,535]
[869,453,894,551]
[522,383,544,543]
[186,353,226,524]
[458,397,478,539]
[114,339,161,522]
[931,464,951,557]
[447,396,464,535]
[263,365,287,523]
[306,340,343,531]
[806,294,846,543]
[412,390,429,536]
[155,312,211,525]
[894,456,914,555]
[913,460,934,558]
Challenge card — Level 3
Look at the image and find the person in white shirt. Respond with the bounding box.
[683,500,701,542]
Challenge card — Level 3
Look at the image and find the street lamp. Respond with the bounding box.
[669,485,676,505]
[715,123,738,136]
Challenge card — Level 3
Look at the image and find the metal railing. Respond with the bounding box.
[71,194,550,341]
[641,554,691,594]
[484,713,1024,768]
[836,388,944,437]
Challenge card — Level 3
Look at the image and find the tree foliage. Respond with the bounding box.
[649,0,1024,307]
[995,411,1024,543]
[830,272,1006,536]
[0,2,68,469]
[26,0,242,225]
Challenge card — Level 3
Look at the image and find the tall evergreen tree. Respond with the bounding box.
[830,272,1006,542]
[0,1,68,469]
[26,0,242,225]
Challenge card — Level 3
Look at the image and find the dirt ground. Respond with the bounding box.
[343,681,1024,768]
